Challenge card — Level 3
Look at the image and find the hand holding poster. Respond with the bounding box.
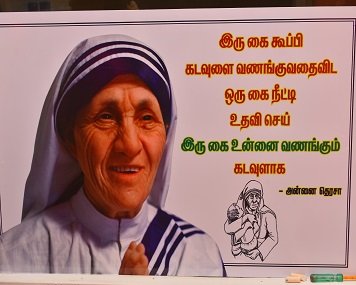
[0,7,355,278]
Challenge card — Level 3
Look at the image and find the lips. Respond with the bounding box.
[109,166,141,173]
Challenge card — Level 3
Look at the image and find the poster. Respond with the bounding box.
[0,7,355,277]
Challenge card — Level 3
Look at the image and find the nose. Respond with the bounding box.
[113,119,142,158]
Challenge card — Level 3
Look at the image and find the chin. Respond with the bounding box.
[113,198,145,216]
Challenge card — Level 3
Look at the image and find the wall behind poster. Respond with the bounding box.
[0,8,355,277]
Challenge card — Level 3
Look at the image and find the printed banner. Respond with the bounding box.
[0,7,355,277]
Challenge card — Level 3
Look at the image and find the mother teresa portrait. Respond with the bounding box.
[0,35,225,276]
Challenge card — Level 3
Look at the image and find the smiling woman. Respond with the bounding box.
[0,34,226,276]
[71,74,167,219]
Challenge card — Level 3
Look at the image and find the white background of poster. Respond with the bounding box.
[0,7,355,279]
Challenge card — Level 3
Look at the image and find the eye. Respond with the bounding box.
[137,111,161,130]
[94,112,116,128]
[98,112,114,120]
[142,114,153,121]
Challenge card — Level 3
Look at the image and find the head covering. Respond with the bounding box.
[22,34,177,220]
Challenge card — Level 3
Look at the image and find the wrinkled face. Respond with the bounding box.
[245,192,261,212]
[71,74,166,219]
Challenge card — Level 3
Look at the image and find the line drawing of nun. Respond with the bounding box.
[224,180,278,261]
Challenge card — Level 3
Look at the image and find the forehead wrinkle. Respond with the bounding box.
[93,96,158,119]
[136,98,157,110]
[96,99,122,112]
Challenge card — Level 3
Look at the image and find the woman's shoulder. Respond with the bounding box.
[259,205,277,218]
[0,202,77,272]
[152,208,207,238]
[146,207,225,276]
[0,201,75,250]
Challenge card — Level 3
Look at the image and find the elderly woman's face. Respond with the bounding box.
[71,74,166,219]
[246,192,261,212]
